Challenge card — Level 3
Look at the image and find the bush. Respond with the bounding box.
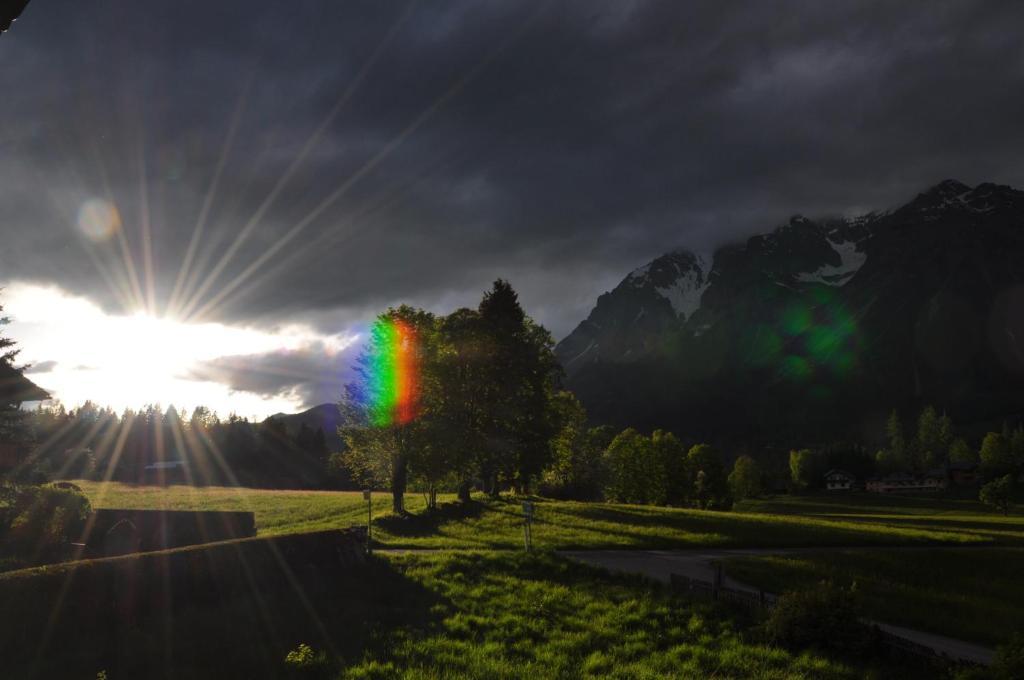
[991,632,1024,679]
[283,643,330,677]
[763,580,873,656]
[979,474,1014,515]
[0,483,91,563]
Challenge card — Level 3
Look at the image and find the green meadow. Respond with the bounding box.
[11,483,1018,677]
[721,547,1024,647]
[74,481,1024,550]
[1,547,935,680]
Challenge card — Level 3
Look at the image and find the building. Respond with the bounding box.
[143,460,188,485]
[948,462,979,486]
[866,472,948,493]
[823,469,856,491]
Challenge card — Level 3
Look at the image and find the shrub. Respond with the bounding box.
[991,632,1024,679]
[284,643,330,678]
[979,474,1014,515]
[763,580,873,656]
[1,483,91,562]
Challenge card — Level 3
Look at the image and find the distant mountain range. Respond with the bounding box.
[268,403,344,451]
[556,180,1024,442]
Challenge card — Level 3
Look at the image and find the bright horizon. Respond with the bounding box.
[4,281,360,419]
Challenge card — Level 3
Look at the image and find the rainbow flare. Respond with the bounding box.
[366,318,419,427]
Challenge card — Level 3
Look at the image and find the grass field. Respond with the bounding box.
[337,552,914,679]
[721,547,1024,647]
[73,480,1024,550]
[0,545,931,679]
[24,484,1018,677]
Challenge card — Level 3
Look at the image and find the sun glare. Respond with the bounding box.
[3,282,358,417]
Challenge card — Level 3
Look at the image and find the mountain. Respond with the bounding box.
[267,403,344,451]
[557,180,1024,443]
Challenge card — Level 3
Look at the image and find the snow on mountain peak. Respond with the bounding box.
[653,252,712,320]
[624,251,713,320]
[794,238,866,286]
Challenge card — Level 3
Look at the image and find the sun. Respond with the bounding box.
[5,283,357,417]
[96,313,199,402]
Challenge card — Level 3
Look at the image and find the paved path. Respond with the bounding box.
[558,548,996,666]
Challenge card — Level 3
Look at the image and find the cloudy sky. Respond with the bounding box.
[2,0,1023,416]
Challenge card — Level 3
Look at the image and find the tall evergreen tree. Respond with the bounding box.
[885,409,906,471]
[476,280,560,494]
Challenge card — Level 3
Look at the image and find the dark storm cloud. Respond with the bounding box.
[184,341,358,408]
[23,360,56,374]
[2,0,1024,346]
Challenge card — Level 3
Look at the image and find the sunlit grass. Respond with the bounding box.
[721,547,1024,646]
[72,481,1024,550]
[338,552,874,679]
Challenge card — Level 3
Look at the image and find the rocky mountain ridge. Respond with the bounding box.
[557,180,1024,440]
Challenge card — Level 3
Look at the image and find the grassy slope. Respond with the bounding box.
[721,547,1024,647]
[74,481,1024,549]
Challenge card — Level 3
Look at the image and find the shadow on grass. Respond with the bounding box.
[373,499,487,540]
[0,535,449,680]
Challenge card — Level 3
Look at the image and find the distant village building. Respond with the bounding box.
[948,462,979,486]
[143,460,188,485]
[866,471,948,493]
[823,469,856,491]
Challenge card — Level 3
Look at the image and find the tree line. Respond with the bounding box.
[340,280,744,512]
[16,403,342,488]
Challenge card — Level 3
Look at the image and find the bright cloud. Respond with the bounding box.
[2,282,359,418]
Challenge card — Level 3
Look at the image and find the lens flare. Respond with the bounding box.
[772,290,862,381]
[76,199,122,242]
[365,318,419,427]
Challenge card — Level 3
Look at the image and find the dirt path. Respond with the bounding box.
[557,548,996,666]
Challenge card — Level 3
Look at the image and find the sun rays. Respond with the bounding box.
[5,282,357,416]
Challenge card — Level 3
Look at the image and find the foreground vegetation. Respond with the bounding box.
[721,547,1024,647]
[1,546,938,679]
[338,552,897,679]
[73,481,1024,550]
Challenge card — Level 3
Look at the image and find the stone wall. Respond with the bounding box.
[82,508,257,555]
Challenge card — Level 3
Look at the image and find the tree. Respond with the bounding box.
[789,449,817,491]
[980,474,1014,515]
[433,307,491,502]
[0,296,34,446]
[603,428,661,505]
[948,437,976,466]
[651,430,687,505]
[542,392,607,500]
[475,280,561,494]
[980,432,1014,478]
[913,405,946,471]
[1011,425,1024,472]
[728,455,763,501]
[884,409,906,471]
[687,443,728,509]
[340,306,436,513]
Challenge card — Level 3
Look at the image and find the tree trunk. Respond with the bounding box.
[392,452,407,514]
[457,479,472,503]
[429,487,437,510]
